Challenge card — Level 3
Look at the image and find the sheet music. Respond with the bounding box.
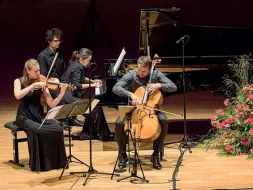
[84,99,100,114]
[38,105,63,130]
[113,48,126,73]
[46,105,64,119]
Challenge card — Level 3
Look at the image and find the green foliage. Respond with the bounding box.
[204,55,253,159]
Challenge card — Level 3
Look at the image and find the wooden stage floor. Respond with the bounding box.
[1,91,253,190]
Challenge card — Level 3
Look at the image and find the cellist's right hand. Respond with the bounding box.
[130,93,141,105]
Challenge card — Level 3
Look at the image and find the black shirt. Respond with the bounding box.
[61,60,84,102]
[37,47,64,78]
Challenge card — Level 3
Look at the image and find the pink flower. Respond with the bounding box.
[228,117,236,123]
[224,99,231,106]
[249,128,253,136]
[240,136,249,146]
[225,144,234,153]
[243,87,250,94]
[237,104,250,111]
[219,119,231,128]
[215,109,224,115]
[211,116,218,127]
[250,148,253,154]
[247,94,253,101]
[244,118,253,124]
[239,112,245,117]
[249,112,253,117]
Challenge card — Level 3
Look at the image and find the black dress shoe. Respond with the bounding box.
[69,118,84,126]
[150,155,162,170]
[118,154,128,169]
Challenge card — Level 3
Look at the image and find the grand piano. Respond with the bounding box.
[95,8,253,107]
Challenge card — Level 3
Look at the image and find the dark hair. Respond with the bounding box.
[70,48,92,62]
[137,56,152,67]
[45,28,63,42]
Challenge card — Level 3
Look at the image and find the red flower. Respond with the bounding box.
[215,109,224,115]
[237,104,250,111]
[243,87,250,94]
[228,117,236,123]
[225,144,234,153]
[249,128,253,136]
[240,136,249,146]
[249,112,253,117]
[244,118,253,124]
[219,119,231,128]
[247,94,253,101]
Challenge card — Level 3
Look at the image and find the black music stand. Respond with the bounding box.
[111,106,149,184]
[69,98,117,185]
[39,100,91,180]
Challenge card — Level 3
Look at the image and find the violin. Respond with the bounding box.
[35,74,76,90]
[125,54,163,143]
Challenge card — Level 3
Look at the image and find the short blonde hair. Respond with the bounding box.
[137,56,152,67]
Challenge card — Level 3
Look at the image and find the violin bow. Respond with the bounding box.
[46,52,59,80]
[135,104,183,117]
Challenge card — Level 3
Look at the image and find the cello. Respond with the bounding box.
[126,54,164,143]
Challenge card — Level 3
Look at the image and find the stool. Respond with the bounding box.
[4,121,27,167]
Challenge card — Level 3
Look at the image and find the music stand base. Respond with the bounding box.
[59,154,89,180]
[117,174,149,184]
[70,166,118,186]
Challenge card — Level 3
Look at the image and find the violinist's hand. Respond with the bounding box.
[59,84,68,94]
[70,83,77,91]
[147,83,161,93]
[130,93,141,105]
[92,80,102,88]
[94,79,102,86]
[32,81,46,90]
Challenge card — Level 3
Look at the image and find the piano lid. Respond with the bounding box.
[139,8,253,60]
[139,8,179,57]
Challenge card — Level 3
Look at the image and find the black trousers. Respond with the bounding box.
[115,112,168,155]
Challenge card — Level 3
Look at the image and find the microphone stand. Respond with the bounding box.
[170,35,193,190]
[70,62,115,185]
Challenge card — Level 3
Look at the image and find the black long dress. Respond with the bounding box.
[15,83,66,172]
[61,61,112,140]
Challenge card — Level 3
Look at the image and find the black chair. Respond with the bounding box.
[4,121,27,167]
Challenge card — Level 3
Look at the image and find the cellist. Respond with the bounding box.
[112,56,177,170]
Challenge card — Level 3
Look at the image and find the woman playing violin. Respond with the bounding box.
[112,56,177,170]
[14,59,68,172]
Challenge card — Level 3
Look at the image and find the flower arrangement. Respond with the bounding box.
[205,54,253,159]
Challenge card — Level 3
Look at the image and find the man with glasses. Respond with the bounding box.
[37,28,65,87]
[37,28,83,126]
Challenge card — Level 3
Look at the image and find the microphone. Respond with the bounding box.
[176,35,189,44]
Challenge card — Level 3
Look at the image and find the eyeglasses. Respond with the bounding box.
[52,39,61,43]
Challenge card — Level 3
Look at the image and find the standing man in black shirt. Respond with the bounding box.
[37,28,64,98]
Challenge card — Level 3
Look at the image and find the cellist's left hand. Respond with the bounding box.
[147,83,161,93]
